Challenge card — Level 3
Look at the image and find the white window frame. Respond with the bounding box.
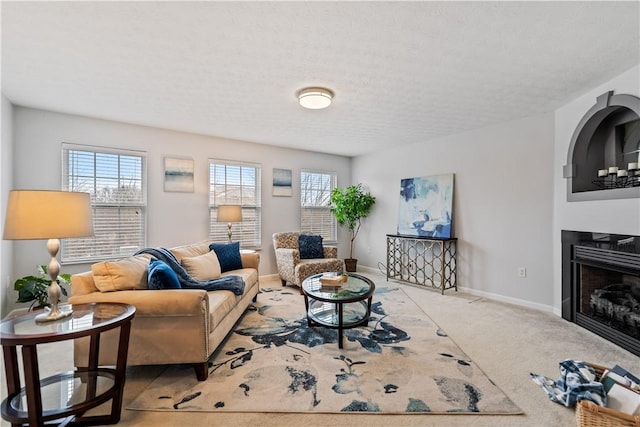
[300,169,337,242]
[209,159,261,249]
[61,143,147,263]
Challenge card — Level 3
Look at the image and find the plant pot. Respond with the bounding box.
[344,258,357,272]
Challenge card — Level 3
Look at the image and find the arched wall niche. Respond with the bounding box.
[564,91,640,201]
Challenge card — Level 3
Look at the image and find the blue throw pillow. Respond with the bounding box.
[148,258,181,290]
[298,234,324,259]
[209,242,243,273]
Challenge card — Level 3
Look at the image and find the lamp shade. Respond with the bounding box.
[217,205,242,223]
[3,190,94,240]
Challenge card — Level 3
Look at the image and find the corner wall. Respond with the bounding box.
[553,65,640,310]
[1,95,14,316]
[352,112,555,310]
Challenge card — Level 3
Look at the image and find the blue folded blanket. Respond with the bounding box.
[135,247,245,296]
[530,359,606,407]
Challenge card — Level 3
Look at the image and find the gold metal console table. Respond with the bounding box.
[386,234,457,294]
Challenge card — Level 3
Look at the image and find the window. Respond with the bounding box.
[300,170,337,242]
[209,160,261,248]
[62,144,146,263]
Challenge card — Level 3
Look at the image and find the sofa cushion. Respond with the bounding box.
[209,242,243,273]
[207,289,238,329]
[148,258,181,290]
[221,267,258,287]
[91,255,150,292]
[298,234,324,259]
[181,250,222,280]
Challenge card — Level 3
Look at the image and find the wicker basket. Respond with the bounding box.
[576,363,640,427]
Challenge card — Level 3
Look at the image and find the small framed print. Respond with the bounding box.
[164,156,194,192]
[273,168,292,197]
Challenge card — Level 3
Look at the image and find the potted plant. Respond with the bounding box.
[14,265,70,311]
[330,183,376,272]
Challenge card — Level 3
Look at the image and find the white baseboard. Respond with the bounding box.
[259,273,282,282]
[357,265,386,275]
[358,264,557,314]
[457,286,556,314]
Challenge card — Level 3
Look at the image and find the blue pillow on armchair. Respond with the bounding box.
[148,258,181,290]
[298,234,324,259]
[209,241,243,273]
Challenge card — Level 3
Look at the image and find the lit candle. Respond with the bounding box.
[598,169,608,177]
[628,162,639,171]
[617,169,628,177]
[609,166,619,174]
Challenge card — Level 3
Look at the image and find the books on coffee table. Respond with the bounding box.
[319,274,346,291]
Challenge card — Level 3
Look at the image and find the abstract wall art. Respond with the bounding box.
[164,156,194,192]
[273,168,292,197]
[397,174,454,238]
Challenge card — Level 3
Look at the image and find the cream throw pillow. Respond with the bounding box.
[170,241,210,263]
[181,250,221,280]
[91,254,150,292]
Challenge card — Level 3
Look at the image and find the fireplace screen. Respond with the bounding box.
[562,231,640,357]
[579,264,640,342]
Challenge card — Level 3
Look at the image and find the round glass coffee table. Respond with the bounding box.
[301,273,375,348]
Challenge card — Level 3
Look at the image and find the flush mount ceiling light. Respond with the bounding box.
[297,87,334,109]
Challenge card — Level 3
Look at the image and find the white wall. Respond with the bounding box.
[352,112,556,310]
[6,66,637,316]
[552,65,640,310]
[1,95,14,316]
[7,107,351,313]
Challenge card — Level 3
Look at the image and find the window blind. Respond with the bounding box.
[62,144,146,263]
[300,170,337,242]
[209,160,261,248]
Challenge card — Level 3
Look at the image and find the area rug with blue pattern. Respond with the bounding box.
[128,285,522,414]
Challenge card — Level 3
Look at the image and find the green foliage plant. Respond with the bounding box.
[14,265,70,310]
[330,183,376,260]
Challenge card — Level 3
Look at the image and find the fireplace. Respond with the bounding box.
[561,230,640,357]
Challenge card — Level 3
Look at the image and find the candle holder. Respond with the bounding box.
[592,168,640,189]
[630,169,640,187]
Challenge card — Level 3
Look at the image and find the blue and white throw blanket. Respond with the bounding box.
[530,359,606,407]
[135,247,245,296]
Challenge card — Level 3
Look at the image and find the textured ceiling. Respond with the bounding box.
[2,1,639,157]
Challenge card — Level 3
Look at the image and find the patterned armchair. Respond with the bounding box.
[272,231,345,291]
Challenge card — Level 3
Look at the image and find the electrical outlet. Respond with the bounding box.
[518,267,527,278]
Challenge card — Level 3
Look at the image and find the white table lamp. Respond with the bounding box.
[217,205,242,243]
[3,190,94,322]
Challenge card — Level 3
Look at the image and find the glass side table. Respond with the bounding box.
[1,302,135,426]
[301,273,375,348]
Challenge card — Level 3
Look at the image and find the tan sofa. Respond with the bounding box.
[68,241,260,381]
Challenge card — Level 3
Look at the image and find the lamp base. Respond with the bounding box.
[35,306,73,323]
[35,239,74,323]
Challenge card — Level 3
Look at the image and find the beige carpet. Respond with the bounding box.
[127,285,522,414]
[2,271,638,426]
